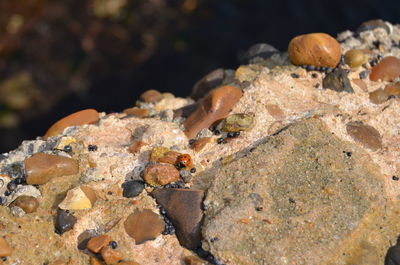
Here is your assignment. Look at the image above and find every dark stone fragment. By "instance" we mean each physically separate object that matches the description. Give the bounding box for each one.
[88,145,98,152]
[356,19,390,35]
[173,103,200,119]
[122,180,145,198]
[63,145,72,153]
[238,43,279,64]
[190,69,225,100]
[217,137,224,144]
[6,181,17,191]
[152,188,205,250]
[4,190,11,196]
[311,73,318,78]
[109,241,118,249]
[385,237,400,265]
[322,68,354,93]
[195,247,226,265]
[290,73,300,79]
[359,70,370,79]
[392,176,399,181]
[77,229,96,250]
[55,208,77,234]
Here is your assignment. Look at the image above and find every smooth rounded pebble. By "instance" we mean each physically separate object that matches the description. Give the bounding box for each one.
[370,56,400,82]
[124,209,164,244]
[12,195,39,213]
[345,49,367,68]
[346,122,382,151]
[142,163,180,186]
[87,234,112,254]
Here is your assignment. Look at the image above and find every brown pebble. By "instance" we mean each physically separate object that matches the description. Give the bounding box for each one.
[352,79,368,92]
[140,89,163,103]
[152,188,204,250]
[345,49,367,68]
[24,153,79,185]
[12,195,39,213]
[346,122,382,151]
[184,85,243,139]
[90,256,103,265]
[128,140,147,153]
[384,82,400,97]
[44,109,99,139]
[149,147,180,164]
[369,89,389,104]
[0,237,12,257]
[288,33,341,68]
[124,209,164,244]
[118,261,141,265]
[87,234,112,253]
[183,256,207,265]
[190,137,212,152]
[123,108,149,118]
[142,163,180,186]
[191,68,225,100]
[101,245,123,265]
[370,56,400,82]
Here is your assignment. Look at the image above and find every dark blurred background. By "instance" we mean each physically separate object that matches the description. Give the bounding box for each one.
[0,0,399,152]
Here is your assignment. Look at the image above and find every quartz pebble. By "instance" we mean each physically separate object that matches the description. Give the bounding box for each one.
[12,195,39,213]
[140,89,163,103]
[184,85,243,139]
[222,113,254,132]
[55,209,77,234]
[346,122,382,151]
[142,163,180,186]
[152,188,204,250]
[370,56,400,82]
[124,209,164,244]
[369,89,389,104]
[44,109,99,139]
[191,68,225,100]
[288,33,341,68]
[122,180,144,198]
[0,237,12,257]
[101,245,123,265]
[24,153,79,185]
[322,69,354,93]
[58,186,97,210]
[87,234,112,253]
[344,49,367,68]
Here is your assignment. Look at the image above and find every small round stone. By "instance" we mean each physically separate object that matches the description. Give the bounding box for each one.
[222,113,254,133]
[288,33,341,68]
[384,82,400,97]
[122,180,145,198]
[369,89,389,104]
[370,56,400,82]
[344,49,367,68]
[140,89,163,103]
[6,181,17,191]
[109,240,118,249]
[142,163,180,186]
[13,195,39,213]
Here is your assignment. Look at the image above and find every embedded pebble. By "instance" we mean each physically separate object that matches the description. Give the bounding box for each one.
[191,68,225,100]
[12,195,39,213]
[190,137,212,152]
[222,113,254,132]
[123,108,150,118]
[122,180,144,198]
[384,82,400,97]
[239,43,279,64]
[0,237,12,257]
[346,122,382,151]
[345,49,367,68]
[356,19,391,34]
[87,234,112,253]
[184,85,243,139]
[55,209,77,234]
[58,186,97,210]
[44,109,99,139]
[90,257,103,265]
[370,56,400,82]
[288,33,341,67]
[101,245,123,265]
[124,209,164,244]
[127,140,147,153]
[369,89,389,104]
[142,163,180,186]
[149,147,180,165]
[322,69,354,93]
[140,89,163,103]
[24,153,79,185]
[152,188,204,250]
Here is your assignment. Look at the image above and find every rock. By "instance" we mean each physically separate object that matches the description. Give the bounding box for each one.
[345,49,367,68]
[369,89,389,104]
[127,140,147,153]
[55,208,77,234]
[149,147,180,165]
[118,261,141,265]
[385,238,400,265]
[356,19,391,34]
[322,68,354,93]
[173,103,200,119]
[190,137,212,152]
[12,195,39,213]
[43,109,99,139]
[184,85,243,139]
[238,43,279,64]
[370,56,400,82]
[191,69,225,100]
[140,89,163,103]
[124,209,164,244]
[24,153,79,185]
[123,107,150,118]
[222,113,254,132]
[384,82,400,97]
[152,188,204,250]
[183,255,207,265]
[346,122,382,151]
[288,33,341,67]
[58,186,97,210]
[77,229,96,250]
[142,163,180,186]
[101,246,124,265]
[87,234,112,253]
[0,237,12,257]
[122,180,145,198]
[90,256,104,265]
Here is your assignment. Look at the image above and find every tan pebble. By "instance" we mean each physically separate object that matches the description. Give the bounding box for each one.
[288,33,341,67]
[142,163,180,186]
[90,256,104,265]
[352,79,368,92]
[44,109,99,139]
[184,85,243,139]
[370,56,400,82]
[25,153,79,185]
[12,195,39,213]
[369,89,389,104]
[222,113,254,132]
[345,49,367,68]
[346,122,382,151]
[101,245,123,265]
[122,108,149,118]
[87,234,112,253]
[384,82,400,97]
[190,137,212,152]
[124,209,164,244]
[58,186,96,210]
[183,256,207,265]
[127,140,147,153]
[0,237,12,257]
[140,89,163,103]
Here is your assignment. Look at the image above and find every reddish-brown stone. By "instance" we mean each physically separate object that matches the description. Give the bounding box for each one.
[140,89,163,103]
[12,195,39,213]
[89,256,103,265]
[288,33,341,68]
[190,68,225,100]
[87,234,112,253]
[142,163,180,186]
[370,56,400,82]
[44,109,99,139]
[152,188,204,250]
[346,122,382,151]
[118,261,141,265]
[124,209,164,244]
[183,85,242,139]
[369,89,389,104]
[101,245,123,265]
[384,82,400,97]
[24,153,79,185]
[123,108,150,118]
[190,137,212,152]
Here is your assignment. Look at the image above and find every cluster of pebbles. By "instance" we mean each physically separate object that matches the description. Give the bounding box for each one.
[0,19,400,264]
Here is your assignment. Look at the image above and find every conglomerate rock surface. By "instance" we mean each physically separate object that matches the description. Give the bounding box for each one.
[0,20,400,265]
